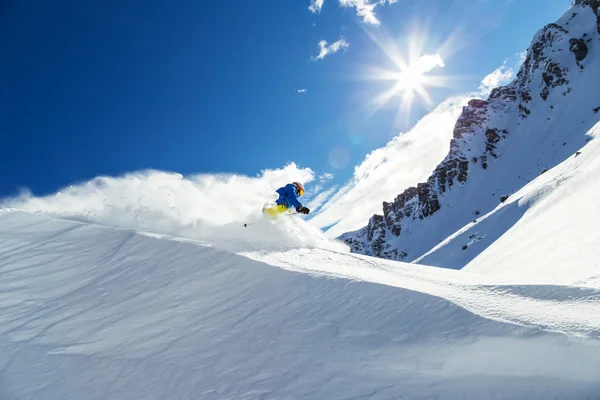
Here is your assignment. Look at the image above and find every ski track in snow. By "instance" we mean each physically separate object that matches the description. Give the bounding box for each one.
[1,210,600,399]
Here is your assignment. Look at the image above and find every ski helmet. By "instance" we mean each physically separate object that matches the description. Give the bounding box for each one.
[293,182,305,196]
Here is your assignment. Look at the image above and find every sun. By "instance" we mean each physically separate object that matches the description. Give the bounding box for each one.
[359,30,453,126]
[393,64,429,94]
[370,53,445,119]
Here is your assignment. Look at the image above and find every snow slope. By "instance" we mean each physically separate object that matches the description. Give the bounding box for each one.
[1,210,600,399]
[341,0,600,272]
[416,120,600,287]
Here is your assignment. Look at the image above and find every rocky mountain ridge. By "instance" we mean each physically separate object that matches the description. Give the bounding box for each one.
[341,0,600,262]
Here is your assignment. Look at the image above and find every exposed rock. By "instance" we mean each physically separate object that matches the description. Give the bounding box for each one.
[594,106,600,113]
[453,101,488,139]
[539,59,570,101]
[484,128,509,159]
[485,129,501,158]
[467,99,488,109]
[431,152,469,193]
[543,62,568,89]
[520,23,568,84]
[382,182,441,231]
[520,90,533,103]
[365,215,389,256]
[490,86,517,102]
[569,38,588,63]
[519,104,531,118]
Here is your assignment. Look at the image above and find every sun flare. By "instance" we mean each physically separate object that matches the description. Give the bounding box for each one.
[372,53,445,115]
[361,31,452,126]
[393,65,427,93]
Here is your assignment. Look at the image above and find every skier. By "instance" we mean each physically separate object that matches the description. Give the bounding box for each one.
[263,182,310,218]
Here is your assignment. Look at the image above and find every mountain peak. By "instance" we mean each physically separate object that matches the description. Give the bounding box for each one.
[341,2,600,263]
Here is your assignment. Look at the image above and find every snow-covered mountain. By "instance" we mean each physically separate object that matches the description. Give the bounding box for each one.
[341,0,600,268]
[416,119,600,284]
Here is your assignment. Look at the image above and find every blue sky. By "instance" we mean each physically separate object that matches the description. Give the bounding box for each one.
[1,0,572,199]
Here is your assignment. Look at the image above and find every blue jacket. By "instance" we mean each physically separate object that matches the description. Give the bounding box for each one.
[275,183,303,209]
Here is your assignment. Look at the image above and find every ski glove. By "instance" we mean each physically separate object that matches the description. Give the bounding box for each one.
[296,206,310,215]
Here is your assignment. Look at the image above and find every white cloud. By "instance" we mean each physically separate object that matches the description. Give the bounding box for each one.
[479,63,514,93]
[414,54,445,74]
[308,94,473,238]
[314,38,349,60]
[305,173,335,200]
[296,89,308,94]
[309,0,398,26]
[309,0,325,13]
[319,172,334,182]
[339,0,398,26]
[306,185,340,214]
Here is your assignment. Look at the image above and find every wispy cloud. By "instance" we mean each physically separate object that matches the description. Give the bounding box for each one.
[306,173,335,199]
[339,0,398,26]
[479,62,514,93]
[319,172,334,182]
[308,0,399,25]
[296,89,308,94]
[479,51,531,94]
[314,38,349,60]
[309,0,325,13]
[306,185,339,214]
